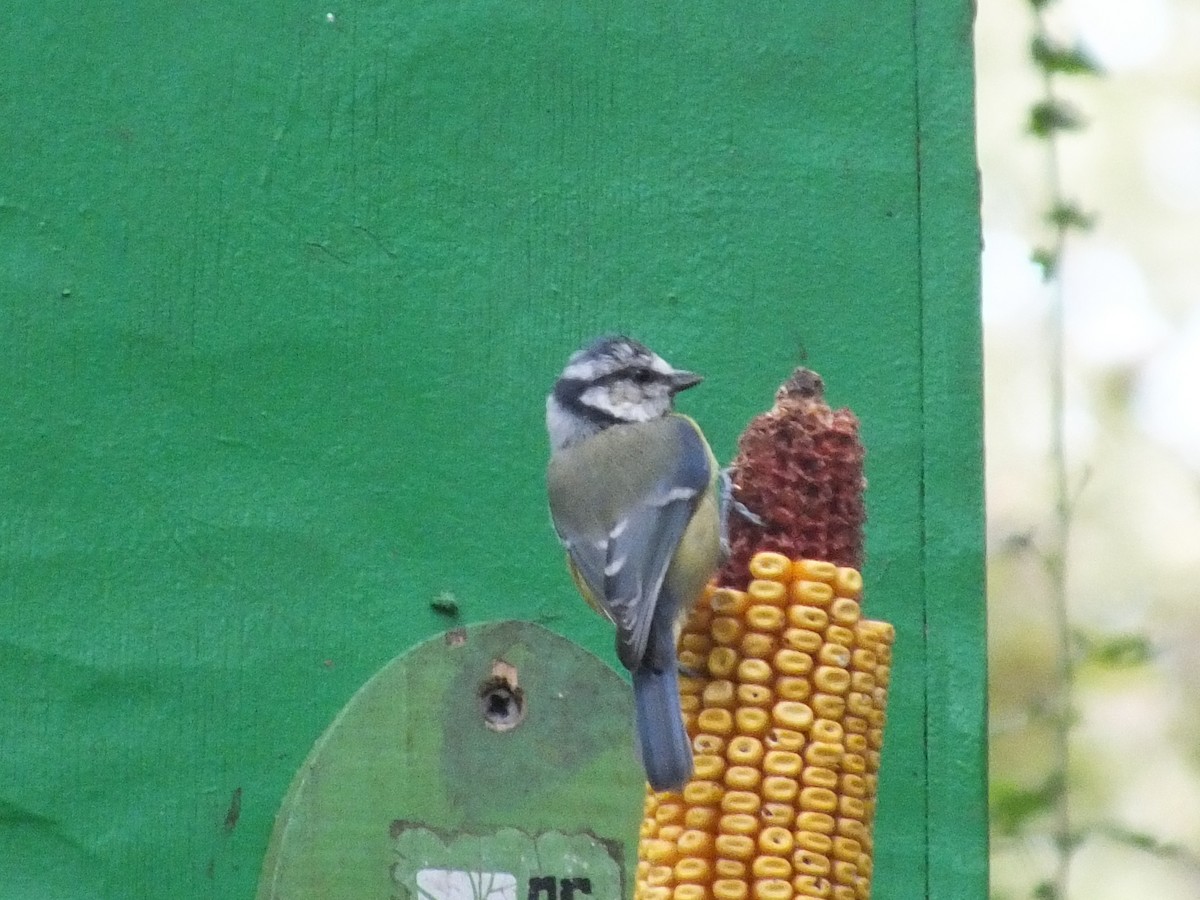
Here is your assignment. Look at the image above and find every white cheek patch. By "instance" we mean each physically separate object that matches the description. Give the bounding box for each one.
[579,386,656,421]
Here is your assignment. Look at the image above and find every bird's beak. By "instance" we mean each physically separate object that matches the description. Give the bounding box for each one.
[669,369,704,392]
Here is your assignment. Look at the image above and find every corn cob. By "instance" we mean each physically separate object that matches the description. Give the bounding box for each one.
[635,369,894,900]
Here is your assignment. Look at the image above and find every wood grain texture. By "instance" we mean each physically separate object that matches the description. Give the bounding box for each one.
[0,1,983,897]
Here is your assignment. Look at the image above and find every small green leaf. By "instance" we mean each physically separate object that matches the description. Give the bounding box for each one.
[1031,246,1059,280]
[990,775,1065,835]
[1046,202,1096,232]
[1086,633,1154,668]
[1029,100,1086,137]
[1032,36,1103,76]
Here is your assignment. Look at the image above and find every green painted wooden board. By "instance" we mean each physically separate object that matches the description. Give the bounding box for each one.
[1,2,984,899]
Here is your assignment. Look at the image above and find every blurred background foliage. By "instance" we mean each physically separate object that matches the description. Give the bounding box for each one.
[977,0,1200,897]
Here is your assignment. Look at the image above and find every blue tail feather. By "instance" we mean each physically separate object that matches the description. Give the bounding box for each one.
[633,663,693,792]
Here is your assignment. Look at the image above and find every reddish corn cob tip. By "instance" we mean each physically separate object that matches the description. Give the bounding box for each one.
[718,368,866,589]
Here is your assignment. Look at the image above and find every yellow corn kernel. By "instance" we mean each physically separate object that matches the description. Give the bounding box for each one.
[721,813,760,837]
[773,648,814,676]
[788,605,830,631]
[810,693,847,720]
[764,728,806,752]
[678,649,707,674]
[660,825,683,843]
[738,659,774,685]
[792,873,834,898]
[749,551,793,582]
[716,859,747,879]
[845,734,868,757]
[680,694,701,714]
[800,787,839,814]
[685,807,719,830]
[740,632,778,659]
[811,719,845,744]
[817,642,852,668]
[747,604,787,633]
[812,667,851,695]
[735,707,771,737]
[795,830,833,854]
[640,886,671,900]
[704,679,737,709]
[694,754,727,781]
[699,708,736,737]
[832,885,856,900]
[833,567,863,599]
[844,715,868,735]
[680,631,713,654]
[748,579,788,607]
[868,729,884,750]
[829,597,861,626]
[643,839,679,865]
[712,616,745,646]
[727,735,765,766]
[836,818,869,845]
[832,859,858,884]
[795,559,839,583]
[803,742,844,769]
[683,780,724,806]
[850,649,877,670]
[824,625,856,648]
[792,848,831,876]
[856,620,895,645]
[715,834,757,860]
[694,733,725,755]
[713,879,749,900]
[846,693,873,717]
[757,825,795,856]
[832,836,862,862]
[761,802,795,828]
[771,701,814,731]
[725,766,762,791]
[656,802,684,824]
[752,855,793,879]
[679,828,716,857]
[645,864,672,885]
[776,676,812,702]
[763,750,803,778]
[710,588,749,616]
[761,776,799,803]
[752,877,793,900]
[673,883,707,900]
[838,796,867,820]
[840,774,867,799]
[708,647,740,679]
[855,853,873,877]
[796,810,836,834]
[783,627,823,654]
[865,750,881,773]
[848,672,875,693]
[873,666,890,687]
[640,818,658,839]
[840,753,866,776]
[736,684,774,708]
[722,790,762,815]
[801,765,838,789]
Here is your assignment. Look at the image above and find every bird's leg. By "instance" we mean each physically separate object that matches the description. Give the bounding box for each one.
[719,467,764,556]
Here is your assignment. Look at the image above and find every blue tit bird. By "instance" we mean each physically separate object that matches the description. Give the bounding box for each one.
[545,336,724,792]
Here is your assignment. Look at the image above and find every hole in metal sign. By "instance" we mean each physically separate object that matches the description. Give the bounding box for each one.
[479,660,525,732]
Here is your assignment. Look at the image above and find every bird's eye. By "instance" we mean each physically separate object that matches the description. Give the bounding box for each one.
[633,369,654,385]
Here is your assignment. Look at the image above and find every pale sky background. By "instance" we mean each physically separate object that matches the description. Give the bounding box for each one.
[978,0,1200,897]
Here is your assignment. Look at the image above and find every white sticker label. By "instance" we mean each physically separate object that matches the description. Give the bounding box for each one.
[415,869,518,900]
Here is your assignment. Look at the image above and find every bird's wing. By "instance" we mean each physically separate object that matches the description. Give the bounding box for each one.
[551,417,713,671]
